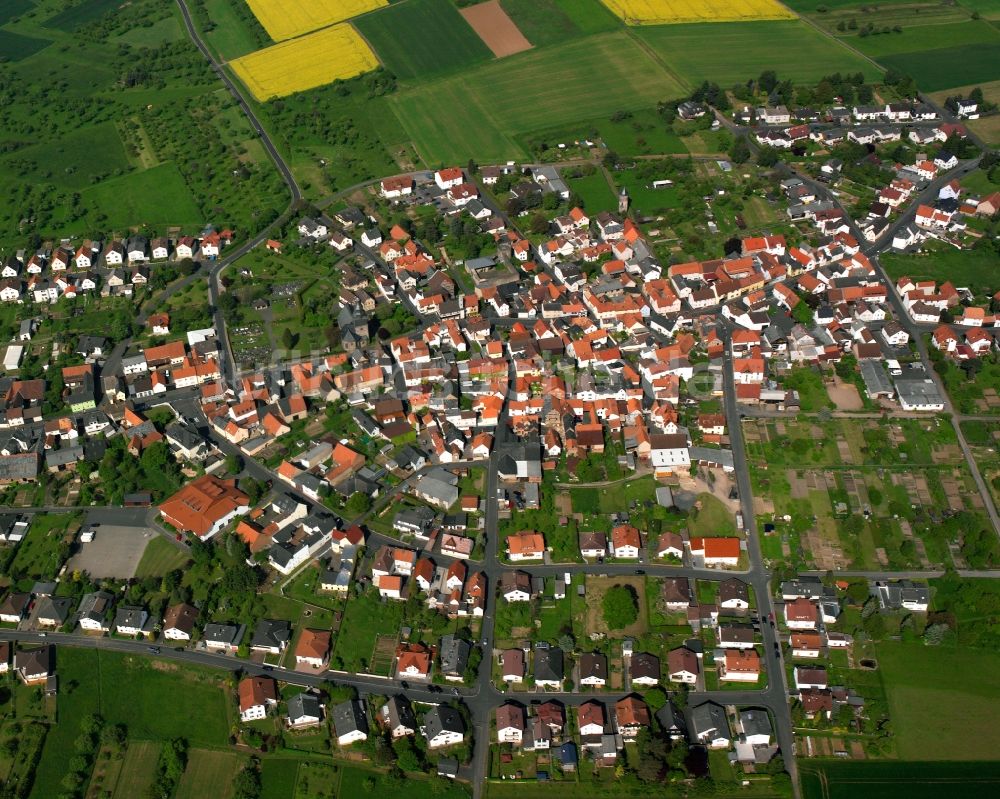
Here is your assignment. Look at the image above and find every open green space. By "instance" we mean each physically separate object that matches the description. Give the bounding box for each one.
[786,0,916,9]
[355,0,492,82]
[83,162,204,228]
[201,0,270,61]
[500,0,619,46]
[8,513,80,583]
[568,172,617,212]
[115,14,184,46]
[2,121,130,189]
[260,758,298,799]
[636,20,881,87]
[687,493,737,537]
[880,43,1000,91]
[877,641,1000,759]
[389,30,686,165]
[802,760,1000,799]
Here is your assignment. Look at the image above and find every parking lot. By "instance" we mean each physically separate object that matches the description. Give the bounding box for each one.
[67,523,160,579]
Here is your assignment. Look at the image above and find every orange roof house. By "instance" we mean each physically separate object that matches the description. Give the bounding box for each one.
[295,629,331,667]
[506,532,545,561]
[158,475,250,539]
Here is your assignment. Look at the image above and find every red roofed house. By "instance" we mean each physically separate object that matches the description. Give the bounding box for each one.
[689,537,741,567]
[158,475,249,539]
[239,676,278,721]
[720,649,760,683]
[611,524,642,559]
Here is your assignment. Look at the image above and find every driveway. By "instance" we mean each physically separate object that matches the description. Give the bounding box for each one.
[67,524,159,579]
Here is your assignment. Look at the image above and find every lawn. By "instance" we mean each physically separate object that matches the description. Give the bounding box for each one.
[82,162,203,228]
[877,641,1000,759]
[0,0,33,26]
[881,245,1000,296]
[354,0,492,82]
[879,43,1000,91]
[613,168,686,214]
[134,536,190,578]
[636,20,881,86]
[801,761,1000,799]
[687,493,737,536]
[1,121,131,189]
[389,30,687,164]
[112,741,161,799]
[333,588,404,672]
[175,749,243,799]
[338,765,471,799]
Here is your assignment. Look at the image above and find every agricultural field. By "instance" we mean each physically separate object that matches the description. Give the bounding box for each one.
[112,741,162,799]
[636,20,881,87]
[175,749,243,799]
[879,43,1000,92]
[353,0,492,82]
[881,244,1000,297]
[601,0,794,24]
[231,24,378,100]
[389,31,686,164]
[0,29,52,61]
[499,0,620,47]
[850,19,1000,59]
[801,761,1000,799]
[243,0,385,41]
[460,0,532,58]
[877,642,1000,760]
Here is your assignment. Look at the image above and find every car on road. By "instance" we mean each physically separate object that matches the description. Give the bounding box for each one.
[452,688,460,696]
[401,681,410,689]
[148,646,161,654]
[634,569,645,575]
[262,665,273,672]
[37,632,46,638]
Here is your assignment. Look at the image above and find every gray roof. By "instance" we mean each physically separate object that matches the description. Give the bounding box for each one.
[332,699,368,738]
[688,702,729,742]
[738,709,773,739]
[203,622,243,646]
[439,634,471,677]
[534,645,564,682]
[424,705,464,739]
[251,619,291,649]
[287,692,322,722]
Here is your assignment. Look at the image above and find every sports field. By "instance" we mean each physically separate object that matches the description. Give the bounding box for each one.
[601,0,794,24]
[231,24,378,100]
[354,0,492,81]
[637,20,882,86]
[243,0,386,41]
[390,31,687,164]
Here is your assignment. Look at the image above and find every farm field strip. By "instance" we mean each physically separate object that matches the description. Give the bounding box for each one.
[354,0,492,81]
[242,0,386,42]
[390,31,686,164]
[600,0,794,25]
[636,20,882,86]
[879,43,1000,91]
[460,0,532,58]
[230,24,378,100]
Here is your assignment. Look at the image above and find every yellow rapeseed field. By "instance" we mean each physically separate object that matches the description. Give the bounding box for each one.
[244,0,387,42]
[600,0,795,25]
[231,24,379,100]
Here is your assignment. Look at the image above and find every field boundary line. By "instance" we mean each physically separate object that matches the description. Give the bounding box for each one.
[780,1,886,75]
[622,27,691,93]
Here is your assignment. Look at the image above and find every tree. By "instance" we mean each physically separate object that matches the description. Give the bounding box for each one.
[602,584,639,628]
[758,70,778,94]
[225,453,243,475]
[729,136,751,164]
[345,491,371,517]
[529,212,549,235]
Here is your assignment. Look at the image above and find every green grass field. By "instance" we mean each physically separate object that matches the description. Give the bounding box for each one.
[852,19,1000,58]
[2,121,131,189]
[390,30,686,164]
[116,14,184,46]
[637,20,881,86]
[0,29,51,61]
[786,0,916,9]
[878,641,1000,759]
[568,172,617,212]
[175,749,242,799]
[880,43,1000,91]
[82,162,204,228]
[9,513,79,583]
[355,0,492,81]
[112,741,161,799]
[801,760,1000,799]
